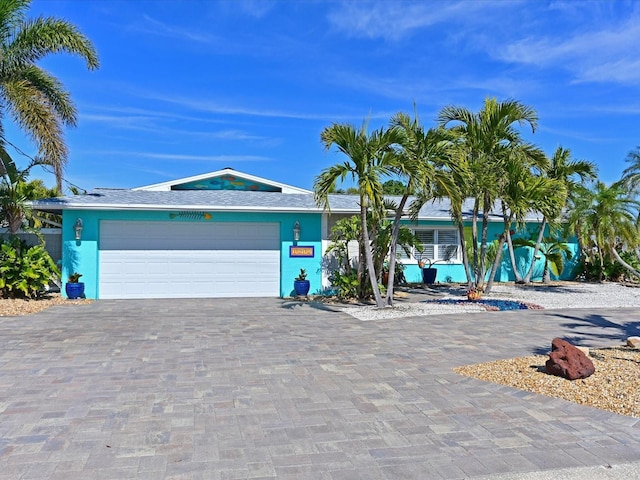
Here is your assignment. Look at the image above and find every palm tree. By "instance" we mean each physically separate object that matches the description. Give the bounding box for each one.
[567,181,640,281]
[385,111,457,305]
[520,147,596,284]
[315,121,401,307]
[437,97,539,292]
[484,149,566,293]
[0,152,56,233]
[513,236,573,284]
[621,146,640,195]
[0,0,99,191]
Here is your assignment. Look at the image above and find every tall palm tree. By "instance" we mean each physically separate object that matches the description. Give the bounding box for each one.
[567,181,640,281]
[520,147,596,283]
[385,111,457,305]
[484,149,566,293]
[315,121,401,307]
[0,0,99,191]
[438,97,539,291]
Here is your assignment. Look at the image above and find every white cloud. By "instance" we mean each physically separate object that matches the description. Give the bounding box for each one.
[498,13,640,85]
[131,14,216,44]
[326,0,510,41]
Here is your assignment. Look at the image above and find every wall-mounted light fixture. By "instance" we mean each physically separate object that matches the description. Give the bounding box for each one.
[293,221,301,242]
[74,218,83,241]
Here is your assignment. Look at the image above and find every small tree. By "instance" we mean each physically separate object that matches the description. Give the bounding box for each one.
[0,236,59,298]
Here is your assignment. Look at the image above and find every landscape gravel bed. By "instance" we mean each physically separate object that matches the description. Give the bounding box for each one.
[0,294,90,316]
[455,347,640,418]
[338,282,640,321]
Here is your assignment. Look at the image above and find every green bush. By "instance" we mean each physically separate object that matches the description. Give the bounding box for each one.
[0,236,59,298]
[329,271,359,300]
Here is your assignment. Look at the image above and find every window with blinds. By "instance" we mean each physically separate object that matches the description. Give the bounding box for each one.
[406,228,460,262]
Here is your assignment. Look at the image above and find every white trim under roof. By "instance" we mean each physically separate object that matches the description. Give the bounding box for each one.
[133,167,313,194]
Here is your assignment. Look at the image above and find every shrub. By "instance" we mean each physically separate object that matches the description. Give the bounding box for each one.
[0,236,59,298]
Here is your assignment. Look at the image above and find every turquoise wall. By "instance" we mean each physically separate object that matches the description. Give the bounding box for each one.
[61,209,323,299]
[398,220,579,284]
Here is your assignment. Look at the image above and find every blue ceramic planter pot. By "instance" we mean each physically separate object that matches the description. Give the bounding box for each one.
[65,282,85,299]
[294,280,310,296]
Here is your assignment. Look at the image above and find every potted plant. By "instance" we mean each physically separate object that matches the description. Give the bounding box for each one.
[293,268,310,296]
[418,246,457,285]
[419,257,439,284]
[65,272,85,299]
[466,286,482,301]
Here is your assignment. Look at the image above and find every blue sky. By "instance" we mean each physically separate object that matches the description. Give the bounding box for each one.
[10,0,640,192]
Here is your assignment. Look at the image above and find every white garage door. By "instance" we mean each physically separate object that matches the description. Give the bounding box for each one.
[99,221,280,299]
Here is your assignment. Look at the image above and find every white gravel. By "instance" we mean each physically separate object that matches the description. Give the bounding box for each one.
[338,282,640,321]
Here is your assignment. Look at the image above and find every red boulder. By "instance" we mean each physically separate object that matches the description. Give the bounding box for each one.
[545,338,595,380]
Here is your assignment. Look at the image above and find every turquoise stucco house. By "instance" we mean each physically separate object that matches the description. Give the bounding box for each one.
[33,168,575,299]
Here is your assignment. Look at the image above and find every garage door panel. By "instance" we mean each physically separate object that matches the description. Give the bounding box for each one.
[99,222,280,299]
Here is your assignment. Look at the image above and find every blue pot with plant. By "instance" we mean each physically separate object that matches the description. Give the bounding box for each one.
[293,269,310,296]
[65,272,85,299]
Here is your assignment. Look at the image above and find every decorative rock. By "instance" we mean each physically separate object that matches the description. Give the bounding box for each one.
[545,338,595,380]
[627,337,640,348]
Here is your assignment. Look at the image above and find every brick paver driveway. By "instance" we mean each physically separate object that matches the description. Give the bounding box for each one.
[1,298,639,479]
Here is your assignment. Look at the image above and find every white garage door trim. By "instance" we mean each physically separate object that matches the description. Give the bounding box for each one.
[99,221,280,299]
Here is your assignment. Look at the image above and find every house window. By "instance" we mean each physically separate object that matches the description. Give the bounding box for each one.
[410,228,460,263]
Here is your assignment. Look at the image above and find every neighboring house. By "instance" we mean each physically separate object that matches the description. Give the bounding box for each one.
[32,168,576,299]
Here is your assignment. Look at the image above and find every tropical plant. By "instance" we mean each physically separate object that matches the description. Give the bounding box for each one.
[484,149,566,293]
[621,146,640,195]
[329,271,359,300]
[67,272,82,283]
[0,235,59,298]
[294,269,307,281]
[325,215,359,279]
[0,0,99,190]
[519,147,596,284]
[315,121,401,307]
[513,237,573,284]
[437,97,540,292]
[1,153,58,233]
[324,214,421,301]
[386,111,457,305]
[381,179,405,195]
[567,180,640,281]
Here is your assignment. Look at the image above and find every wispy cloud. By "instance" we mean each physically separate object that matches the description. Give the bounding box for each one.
[326,0,510,41]
[133,14,215,43]
[90,151,272,163]
[138,92,388,121]
[497,12,640,85]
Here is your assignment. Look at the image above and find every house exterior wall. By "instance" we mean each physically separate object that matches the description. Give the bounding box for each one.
[319,217,579,286]
[61,209,323,299]
[397,219,579,284]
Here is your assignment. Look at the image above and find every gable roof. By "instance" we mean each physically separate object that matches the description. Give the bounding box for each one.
[133,167,312,194]
[29,168,542,222]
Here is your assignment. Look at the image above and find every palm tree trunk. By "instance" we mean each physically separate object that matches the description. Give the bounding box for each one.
[385,194,410,306]
[486,204,513,294]
[471,200,480,287]
[476,192,491,290]
[485,234,506,294]
[523,217,547,284]
[457,221,473,287]
[611,248,640,280]
[360,203,384,307]
[505,229,523,283]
